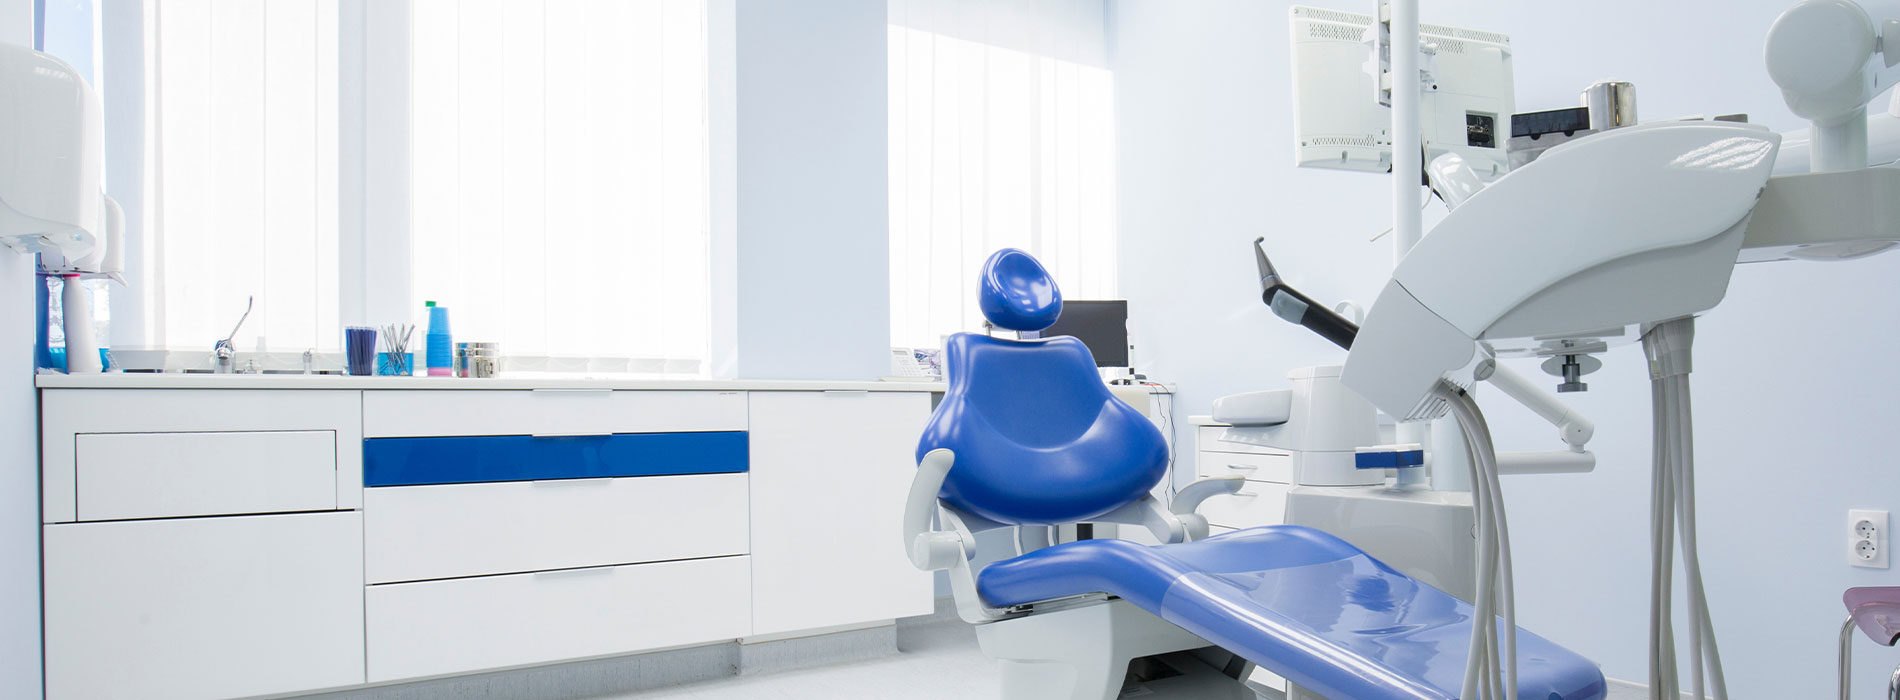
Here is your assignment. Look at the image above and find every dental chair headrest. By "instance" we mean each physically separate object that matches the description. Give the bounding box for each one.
[979,248,1062,332]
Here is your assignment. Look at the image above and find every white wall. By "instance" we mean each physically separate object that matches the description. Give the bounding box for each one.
[0,0,41,695]
[732,0,891,380]
[1112,1,1900,696]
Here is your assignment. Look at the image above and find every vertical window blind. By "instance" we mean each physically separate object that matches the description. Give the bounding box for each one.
[145,0,340,362]
[887,0,1117,351]
[409,0,711,375]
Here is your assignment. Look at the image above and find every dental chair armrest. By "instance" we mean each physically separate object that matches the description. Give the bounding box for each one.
[905,449,973,571]
[1169,475,1246,541]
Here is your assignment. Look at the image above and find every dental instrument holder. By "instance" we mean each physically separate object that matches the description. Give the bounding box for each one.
[1252,238,1358,351]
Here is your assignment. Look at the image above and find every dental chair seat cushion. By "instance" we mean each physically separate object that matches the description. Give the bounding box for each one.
[978,526,1607,700]
[916,333,1168,525]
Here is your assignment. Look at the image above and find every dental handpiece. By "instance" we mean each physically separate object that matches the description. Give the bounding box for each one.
[1253,237,1358,350]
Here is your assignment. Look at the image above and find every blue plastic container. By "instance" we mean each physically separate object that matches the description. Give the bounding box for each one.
[425,301,453,376]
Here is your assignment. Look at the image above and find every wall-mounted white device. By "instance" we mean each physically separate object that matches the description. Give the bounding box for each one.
[1289,5,1514,179]
[0,43,105,260]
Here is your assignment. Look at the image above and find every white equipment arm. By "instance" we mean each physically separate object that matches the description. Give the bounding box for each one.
[1766,0,1900,171]
[1484,364,1594,451]
[1170,475,1247,541]
[904,449,972,571]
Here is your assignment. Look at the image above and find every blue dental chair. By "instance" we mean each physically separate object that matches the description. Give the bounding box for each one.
[901,249,1607,700]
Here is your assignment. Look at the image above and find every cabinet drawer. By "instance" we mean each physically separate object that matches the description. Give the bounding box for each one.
[45,513,365,700]
[365,473,749,583]
[363,390,746,438]
[1197,449,1294,483]
[366,556,751,682]
[1196,425,1296,457]
[76,431,336,521]
[43,389,362,523]
[1196,479,1292,530]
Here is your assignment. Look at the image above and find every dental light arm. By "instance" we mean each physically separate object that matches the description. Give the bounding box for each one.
[1765,0,1900,171]
[1254,237,1359,350]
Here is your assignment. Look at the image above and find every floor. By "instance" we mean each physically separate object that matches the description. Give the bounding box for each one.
[602,615,1651,700]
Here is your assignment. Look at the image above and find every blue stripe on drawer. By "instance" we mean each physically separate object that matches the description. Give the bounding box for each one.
[363,432,749,487]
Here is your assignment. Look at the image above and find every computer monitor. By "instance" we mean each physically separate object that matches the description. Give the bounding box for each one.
[1289,6,1515,179]
[1042,300,1129,368]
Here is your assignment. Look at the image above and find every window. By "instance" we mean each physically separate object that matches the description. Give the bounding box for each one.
[408,0,711,374]
[126,0,711,374]
[886,0,1117,351]
[143,0,340,361]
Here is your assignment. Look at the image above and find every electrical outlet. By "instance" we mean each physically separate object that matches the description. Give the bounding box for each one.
[1850,509,1889,569]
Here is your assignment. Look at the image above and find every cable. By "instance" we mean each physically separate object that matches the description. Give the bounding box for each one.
[1442,383,1516,700]
[1643,318,1726,700]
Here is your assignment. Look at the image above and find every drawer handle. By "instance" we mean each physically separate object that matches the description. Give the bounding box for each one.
[1227,463,1260,471]
[531,477,615,487]
[533,565,618,579]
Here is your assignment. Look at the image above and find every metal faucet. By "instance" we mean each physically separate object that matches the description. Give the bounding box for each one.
[214,296,254,374]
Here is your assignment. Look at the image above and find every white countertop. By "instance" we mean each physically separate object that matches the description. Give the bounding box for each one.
[37,372,945,392]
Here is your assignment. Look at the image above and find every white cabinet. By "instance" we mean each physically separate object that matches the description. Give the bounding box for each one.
[43,512,366,700]
[1195,423,1295,531]
[366,556,751,682]
[365,473,750,583]
[746,391,935,637]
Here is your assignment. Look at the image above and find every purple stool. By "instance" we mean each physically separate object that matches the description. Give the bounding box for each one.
[1840,587,1900,700]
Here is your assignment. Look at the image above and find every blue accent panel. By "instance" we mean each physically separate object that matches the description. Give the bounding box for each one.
[916,332,1167,525]
[978,248,1062,332]
[364,431,748,487]
[1355,449,1425,469]
[978,526,1608,700]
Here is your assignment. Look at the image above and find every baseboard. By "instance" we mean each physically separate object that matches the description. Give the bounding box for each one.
[294,642,738,700]
[738,624,899,676]
[291,621,912,700]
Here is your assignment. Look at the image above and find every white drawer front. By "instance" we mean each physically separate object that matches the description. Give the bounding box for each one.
[76,431,337,521]
[363,390,747,438]
[1197,449,1294,483]
[45,513,365,700]
[367,556,751,682]
[1196,479,1292,530]
[42,389,362,523]
[1196,425,1297,457]
[365,473,749,583]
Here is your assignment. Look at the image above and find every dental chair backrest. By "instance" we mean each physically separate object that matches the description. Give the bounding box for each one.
[915,249,1168,526]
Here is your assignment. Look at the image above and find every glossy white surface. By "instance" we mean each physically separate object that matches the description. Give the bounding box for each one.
[365,474,749,584]
[76,430,337,521]
[747,391,935,637]
[41,389,363,523]
[43,512,365,700]
[36,372,943,392]
[362,389,748,438]
[366,555,751,682]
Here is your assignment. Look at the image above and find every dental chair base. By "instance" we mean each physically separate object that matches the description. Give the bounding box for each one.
[974,597,1260,700]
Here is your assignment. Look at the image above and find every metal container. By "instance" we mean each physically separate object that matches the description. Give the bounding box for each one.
[1582,81,1637,131]
[454,342,501,378]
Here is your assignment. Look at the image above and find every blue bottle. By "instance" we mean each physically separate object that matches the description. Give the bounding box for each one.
[425,301,453,376]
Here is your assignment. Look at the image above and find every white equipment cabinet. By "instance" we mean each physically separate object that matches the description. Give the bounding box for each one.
[36,377,941,700]
[40,389,367,700]
[747,391,936,637]
[1192,421,1297,534]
